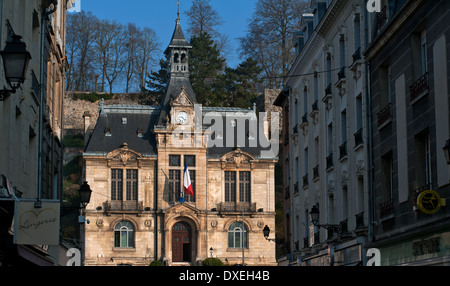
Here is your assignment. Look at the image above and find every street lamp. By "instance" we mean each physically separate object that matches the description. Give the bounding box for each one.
[209,247,213,266]
[309,205,341,234]
[263,225,276,242]
[78,181,92,266]
[0,34,32,100]
[443,139,450,165]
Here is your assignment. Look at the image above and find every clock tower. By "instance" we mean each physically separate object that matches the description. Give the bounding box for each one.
[156,13,197,128]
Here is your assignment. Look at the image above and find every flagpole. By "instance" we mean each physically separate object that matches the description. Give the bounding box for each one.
[242,206,245,266]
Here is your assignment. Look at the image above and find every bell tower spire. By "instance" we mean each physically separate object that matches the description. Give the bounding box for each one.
[165,11,191,76]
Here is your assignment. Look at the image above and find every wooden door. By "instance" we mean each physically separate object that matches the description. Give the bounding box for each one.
[172,222,191,262]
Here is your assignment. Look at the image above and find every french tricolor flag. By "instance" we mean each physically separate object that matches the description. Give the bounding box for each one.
[183,164,194,197]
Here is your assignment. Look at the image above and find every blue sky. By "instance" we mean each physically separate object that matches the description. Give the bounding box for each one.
[72,0,258,68]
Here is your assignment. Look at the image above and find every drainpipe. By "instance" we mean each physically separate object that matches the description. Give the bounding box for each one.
[363,5,375,245]
[37,0,58,207]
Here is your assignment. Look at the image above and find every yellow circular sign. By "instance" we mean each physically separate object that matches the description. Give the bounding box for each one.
[417,190,441,215]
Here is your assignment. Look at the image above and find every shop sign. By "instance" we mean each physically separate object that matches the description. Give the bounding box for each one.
[417,190,444,215]
[14,201,60,245]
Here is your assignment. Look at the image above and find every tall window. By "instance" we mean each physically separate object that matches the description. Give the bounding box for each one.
[225,171,237,202]
[381,152,394,201]
[169,170,181,202]
[228,222,248,249]
[225,171,251,203]
[420,30,428,75]
[239,171,251,202]
[379,64,391,107]
[111,169,138,201]
[126,169,138,201]
[415,132,432,187]
[111,169,123,201]
[114,221,135,248]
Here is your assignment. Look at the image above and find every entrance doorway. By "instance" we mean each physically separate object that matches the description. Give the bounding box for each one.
[172,222,191,262]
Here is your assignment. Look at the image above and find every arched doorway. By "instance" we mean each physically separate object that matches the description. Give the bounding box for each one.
[172,222,192,262]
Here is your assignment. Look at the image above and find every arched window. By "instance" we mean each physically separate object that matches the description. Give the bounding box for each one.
[228,222,248,249]
[174,53,179,63]
[114,221,135,248]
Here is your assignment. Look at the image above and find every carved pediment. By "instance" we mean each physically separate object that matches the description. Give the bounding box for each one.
[106,143,143,167]
[221,148,255,169]
[171,86,193,107]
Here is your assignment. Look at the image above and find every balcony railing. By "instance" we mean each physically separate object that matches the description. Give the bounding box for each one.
[337,67,346,81]
[339,141,348,160]
[292,124,298,135]
[294,182,299,194]
[377,104,392,128]
[410,72,429,103]
[355,212,365,229]
[352,47,362,63]
[325,84,332,96]
[354,128,363,148]
[218,202,256,212]
[313,165,320,181]
[326,153,334,170]
[105,201,144,212]
[302,174,309,188]
[379,199,394,218]
[302,113,308,124]
[311,100,318,111]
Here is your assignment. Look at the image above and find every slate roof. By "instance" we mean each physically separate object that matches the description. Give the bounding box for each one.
[157,74,197,126]
[84,16,277,160]
[84,105,160,156]
[201,107,274,158]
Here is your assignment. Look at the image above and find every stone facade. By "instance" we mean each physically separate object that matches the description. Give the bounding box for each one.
[0,0,73,265]
[82,16,277,266]
[366,0,450,265]
[282,0,370,266]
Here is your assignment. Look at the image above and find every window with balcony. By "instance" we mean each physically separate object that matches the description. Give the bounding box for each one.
[377,64,392,128]
[410,29,429,103]
[224,171,251,210]
[380,151,394,218]
[414,132,432,189]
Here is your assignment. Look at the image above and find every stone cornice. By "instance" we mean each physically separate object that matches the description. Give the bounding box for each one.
[364,0,424,60]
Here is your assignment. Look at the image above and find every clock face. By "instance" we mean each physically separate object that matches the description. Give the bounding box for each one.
[177,112,188,124]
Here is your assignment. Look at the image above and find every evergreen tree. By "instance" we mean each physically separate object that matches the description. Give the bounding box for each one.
[139,59,168,106]
[224,58,263,108]
[189,32,226,106]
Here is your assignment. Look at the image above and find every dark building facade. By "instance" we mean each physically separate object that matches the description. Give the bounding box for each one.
[365,0,450,265]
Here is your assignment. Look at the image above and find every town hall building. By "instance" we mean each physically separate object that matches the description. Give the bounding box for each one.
[81,15,277,266]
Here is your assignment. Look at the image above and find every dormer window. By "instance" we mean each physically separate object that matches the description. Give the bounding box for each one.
[137,128,144,138]
[105,127,112,137]
[122,117,127,124]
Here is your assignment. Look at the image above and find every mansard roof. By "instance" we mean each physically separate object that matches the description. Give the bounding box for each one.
[84,105,160,156]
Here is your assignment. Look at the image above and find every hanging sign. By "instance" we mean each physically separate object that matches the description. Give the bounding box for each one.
[14,201,60,245]
[417,190,443,215]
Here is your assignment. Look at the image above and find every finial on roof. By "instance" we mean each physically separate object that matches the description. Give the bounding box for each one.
[99,98,106,117]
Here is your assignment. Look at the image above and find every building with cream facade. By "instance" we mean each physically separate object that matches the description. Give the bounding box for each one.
[82,15,277,266]
[283,0,370,266]
[0,0,73,265]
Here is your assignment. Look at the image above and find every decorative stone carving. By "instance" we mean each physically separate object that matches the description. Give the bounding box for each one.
[356,160,365,178]
[106,143,143,167]
[221,147,255,169]
[341,170,349,187]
